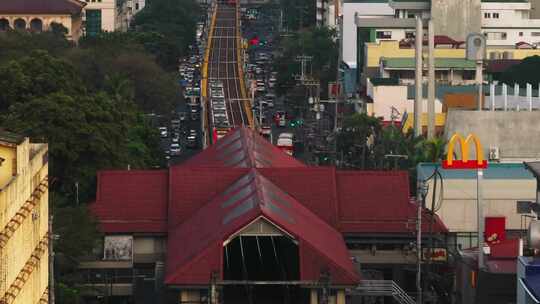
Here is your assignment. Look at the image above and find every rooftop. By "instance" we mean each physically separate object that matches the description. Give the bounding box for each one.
[0,0,86,15]
[0,130,24,145]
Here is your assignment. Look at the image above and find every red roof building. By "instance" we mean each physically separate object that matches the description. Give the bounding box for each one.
[89,127,447,302]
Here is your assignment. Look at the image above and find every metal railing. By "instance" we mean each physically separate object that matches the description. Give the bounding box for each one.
[352,280,416,304]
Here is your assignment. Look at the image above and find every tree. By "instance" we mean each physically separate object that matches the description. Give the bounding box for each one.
[0,50,85,111]
[275,27,338,100]
[133,0,201,70]
[278,0,316,31]
[337,113,382,169]
[499,55,540,87]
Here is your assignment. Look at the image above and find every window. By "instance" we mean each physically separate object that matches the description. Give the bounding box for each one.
[407,12,415,19]
[394,9,400,18]
[486,32,507,40]
[532,32,540,37]
[463,70,475,80]
[85,9,102,37]
[135,2,139,10]
[493,12,499,18]
[519,32,524,37]
[405,31,415,39]
[376,31,392,39]
[484,12,491,18]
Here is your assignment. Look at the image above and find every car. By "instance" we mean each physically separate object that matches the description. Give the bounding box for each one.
[159,127,168,138]
[179,112,187,121]
[170,143,182,155]
[171,119,181,129]
[172,136,180,143]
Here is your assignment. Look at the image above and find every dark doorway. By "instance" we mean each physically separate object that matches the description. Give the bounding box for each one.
[13,18,26,30]
[0,19,9,31]
[222,235,308,304]
[30,18,43,32]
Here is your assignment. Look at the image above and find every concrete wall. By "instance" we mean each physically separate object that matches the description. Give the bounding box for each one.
[445,110,540,161]
[531,0,540,19]
[427,178,536,232]
[366,82,443,121]
[431,0,481,41]
[342,2,394,67]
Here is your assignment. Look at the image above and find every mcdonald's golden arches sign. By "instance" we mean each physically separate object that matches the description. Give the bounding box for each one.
[442,133,488,169]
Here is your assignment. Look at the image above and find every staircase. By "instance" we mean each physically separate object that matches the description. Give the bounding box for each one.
[351,280,416,304]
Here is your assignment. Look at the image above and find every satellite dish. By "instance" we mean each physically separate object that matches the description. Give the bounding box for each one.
[528,220,540,249]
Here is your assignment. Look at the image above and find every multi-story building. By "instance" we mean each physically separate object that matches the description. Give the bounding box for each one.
[116,0,146,31]
[0,131,49,304]
[81,0,116,35]
[0,0,86,41]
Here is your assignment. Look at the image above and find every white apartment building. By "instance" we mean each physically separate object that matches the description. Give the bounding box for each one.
[482,1,540,47]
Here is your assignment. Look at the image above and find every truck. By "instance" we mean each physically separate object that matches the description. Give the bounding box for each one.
[277,132,294,156]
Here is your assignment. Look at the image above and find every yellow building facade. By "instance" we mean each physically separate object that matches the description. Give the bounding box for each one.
[364,40,540,68]
[0,132,49,304]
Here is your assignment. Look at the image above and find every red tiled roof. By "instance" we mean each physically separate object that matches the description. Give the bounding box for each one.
[182,127,306,168]
[336,171,447,233]
[90,170,169,233]
[165,170,359,286]
[0,0,86,15]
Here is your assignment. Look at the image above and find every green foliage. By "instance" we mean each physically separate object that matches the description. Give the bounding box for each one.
[133,0,200,70]
[337,113,446,193]
[499,55,540,88]
[54,205,101,259]
[0,52,162,202]
[67,32,181,114]
[278,0,316,31]
[56,282,81,304]
[0,29,72,64]
[0,50,85,111]
[275,27,337,98]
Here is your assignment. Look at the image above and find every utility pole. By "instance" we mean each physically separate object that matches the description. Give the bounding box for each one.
[414,16,423,137]
[427,19,436,139]
[49,213,54,304]
[295,55,313,83]
[416,195,423,304]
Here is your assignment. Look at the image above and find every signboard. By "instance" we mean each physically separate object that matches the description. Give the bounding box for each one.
[422,248,448,262]
[103,235,133,261]
[442,133,488,169]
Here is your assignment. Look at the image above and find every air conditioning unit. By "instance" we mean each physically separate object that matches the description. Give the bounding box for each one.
[489,146,500,161]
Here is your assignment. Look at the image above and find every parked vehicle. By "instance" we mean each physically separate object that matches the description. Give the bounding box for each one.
[277,132,294,156]
[159,127,168,138]
[170,143,182,155]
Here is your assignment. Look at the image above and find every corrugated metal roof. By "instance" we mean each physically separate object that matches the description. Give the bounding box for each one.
[383,57,477,69]
[182,128,306,168]
[165,170,360,286]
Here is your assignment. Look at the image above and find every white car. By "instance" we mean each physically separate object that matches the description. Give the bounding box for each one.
[159,127,168,138]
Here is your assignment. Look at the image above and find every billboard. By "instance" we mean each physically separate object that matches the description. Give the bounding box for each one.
[104,235,133,261]
[442,133,487,169]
